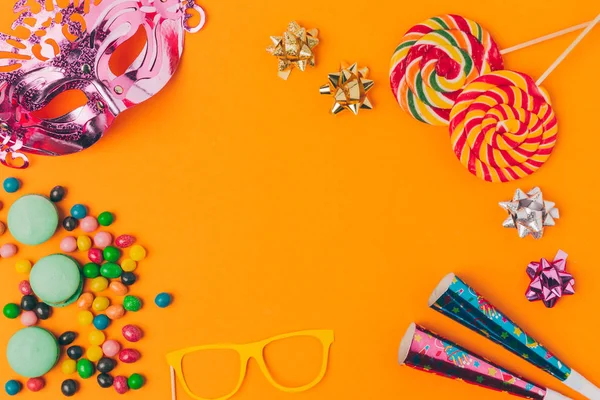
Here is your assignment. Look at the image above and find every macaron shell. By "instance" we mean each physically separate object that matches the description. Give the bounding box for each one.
[8,195,59,245]
[30,255,82,306]
[7,327,59,377]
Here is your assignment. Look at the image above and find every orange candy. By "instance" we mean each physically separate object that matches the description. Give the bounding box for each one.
[77,293,94,309]
[106,305,125,320]
[109,282,128,296]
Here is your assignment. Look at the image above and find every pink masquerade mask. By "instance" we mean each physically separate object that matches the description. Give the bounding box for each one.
[0,0,206,168]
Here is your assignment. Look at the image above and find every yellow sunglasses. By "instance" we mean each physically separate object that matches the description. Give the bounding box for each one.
[166,329,334,400]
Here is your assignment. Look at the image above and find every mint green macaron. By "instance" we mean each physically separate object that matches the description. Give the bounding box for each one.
[7,327,59,378]
[8,194,59,245]
[30,255,83,307]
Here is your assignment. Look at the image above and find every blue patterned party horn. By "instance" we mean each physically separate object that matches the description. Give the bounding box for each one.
[429,274,600,400]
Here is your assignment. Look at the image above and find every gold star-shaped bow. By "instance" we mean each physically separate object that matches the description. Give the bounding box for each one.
[319,63,374,115]
[266,21,319,80]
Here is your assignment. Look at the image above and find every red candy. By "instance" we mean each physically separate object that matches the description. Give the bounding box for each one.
[27,377,45,392]
[19,280,33,295]
[115,235,135,249]
[119,349,141,363]
[122,325,143,343]
[113,376,129,394]
[88,248,104,264]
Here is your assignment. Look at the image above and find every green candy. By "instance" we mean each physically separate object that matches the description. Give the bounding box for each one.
[128,374,144,390]
[3,303,20,319]
[77,359,94,379]
[100,263,123,279]
[103,246,120,263]
[123,295,142,312]
[97,212,114,226]
[83,263,100,279]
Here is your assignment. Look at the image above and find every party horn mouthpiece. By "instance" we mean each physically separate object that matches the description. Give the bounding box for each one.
[429,273,600,400]
[399,323,570,399]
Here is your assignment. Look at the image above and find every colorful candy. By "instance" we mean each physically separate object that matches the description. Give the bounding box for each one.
[78,311,94,326]
[100,262,122,279]
[1,243,18,258]
[77,235,92,251]
[5,379,21,396]
[128,374,144,390]
[83,263,100,279]
[70,204,87,219]
[20,310,38,326]
[61,360,77,375]
[26,377,45,392]
[119,349,141,363]
[58,331,77,346]
[116,235,135,248]
[3,177,20,193]
[80,216,99,233]
[93,314,110,330]
[87,346,104,362]
[94,232,112,249]
[98,212,114,227]
[390,14,503,126]
[33,303,51,320]
[110,282,128,296]
[121,259,137,272]
[50,186,66,202]
[92,297,110,312]
[123,295,142,312]
[121,272,137,286]
[129,245,146,261]
[67,346,84,360]
[102,340,121,357]
[449,70,557,182]
[61,379,78,396]
[60,236,77,252]
[89,330,106,345]
[88,248,104,264]
[77,293,94,309]
[155,293,172,308]
[0,221,5,236]
[122,325,143,342]
[97,358,117,373]
[90,277,109,293]
[14,259,32,274]
[103,246,121,263]
[77,359,95,379]
[18,280,32,295]
[63,216,78,231]
[114,376,129,394]
[106,305,125,320]
[3,303,20,319]
[20,295,36,311]
[98,373,114,388]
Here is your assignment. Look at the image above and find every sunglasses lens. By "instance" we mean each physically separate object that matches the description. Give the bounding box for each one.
[263,335,325,388]
[182,349,241,399]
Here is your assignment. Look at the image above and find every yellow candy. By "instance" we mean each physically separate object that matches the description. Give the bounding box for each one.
[90,277,109,293]
[62,359,77,374]
[121,258,137,272]
[78,310,94,326]
[77,235,92,251]
[89,330,106,346]
[129,245,147,261]
[92,296,110,312]
[15,259,32,274]
[87,345,104,362]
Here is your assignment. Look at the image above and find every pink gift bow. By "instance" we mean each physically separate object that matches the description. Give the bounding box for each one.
[525,250,575,308]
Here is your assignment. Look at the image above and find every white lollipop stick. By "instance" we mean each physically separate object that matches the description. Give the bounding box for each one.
[501,21,593,54]
[537,13,600,85]
[171,366,177,400]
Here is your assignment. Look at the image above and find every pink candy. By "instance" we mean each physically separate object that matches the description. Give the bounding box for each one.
[19,280,32,295]
[60,236,77,252]
[94,232,112,249]
[114,376,129,394]
[115,235,136,248]
[122,325,143,342]
[88,248,104,264]
[119,349,141,363]
[0,243,17,258]
[102,340,121,357]
[80,216,99,232]
[21,310,38,326]
[26,377,45,392]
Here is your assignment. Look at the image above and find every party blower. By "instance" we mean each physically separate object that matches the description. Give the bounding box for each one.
[429,274,600,399]
[399,323,570,399]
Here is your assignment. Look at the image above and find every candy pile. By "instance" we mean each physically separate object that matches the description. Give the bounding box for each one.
[1,180,172,396]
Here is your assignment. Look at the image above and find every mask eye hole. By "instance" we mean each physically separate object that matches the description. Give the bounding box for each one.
[109,26,148,77]
[31,89,88,120]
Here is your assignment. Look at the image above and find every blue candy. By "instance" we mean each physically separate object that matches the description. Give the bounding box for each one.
[5,380,21,396]
[93,314,110,330]
[155,293,172,308]
[3,178,20,193]
[70,204,87,219]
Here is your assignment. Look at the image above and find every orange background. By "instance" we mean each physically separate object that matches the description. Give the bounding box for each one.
[0,0,600,399]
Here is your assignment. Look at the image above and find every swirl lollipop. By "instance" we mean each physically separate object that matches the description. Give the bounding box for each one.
[449,70,557,182]
[389,14,503,126]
